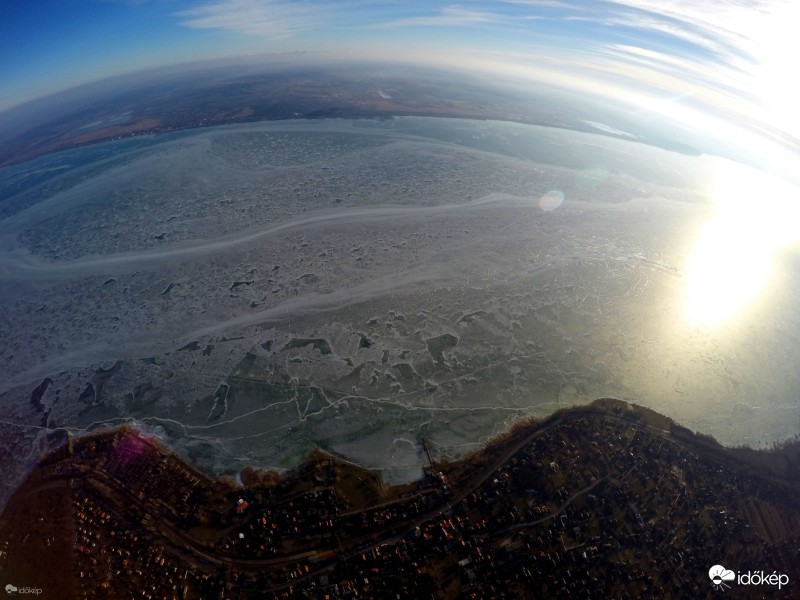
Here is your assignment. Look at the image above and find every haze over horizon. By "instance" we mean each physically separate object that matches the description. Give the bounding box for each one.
[3,1,800,162]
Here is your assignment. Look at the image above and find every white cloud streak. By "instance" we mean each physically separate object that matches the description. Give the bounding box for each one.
[370,6,503,29]
[544,0,800,146]
[177,0,324,39]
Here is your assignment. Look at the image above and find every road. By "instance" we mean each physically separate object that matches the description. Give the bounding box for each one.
[9,403,696,592]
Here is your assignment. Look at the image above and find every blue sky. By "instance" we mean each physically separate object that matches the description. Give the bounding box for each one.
[2,0,799,158]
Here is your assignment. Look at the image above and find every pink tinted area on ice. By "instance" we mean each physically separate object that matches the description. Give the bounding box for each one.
[539,190,565,212]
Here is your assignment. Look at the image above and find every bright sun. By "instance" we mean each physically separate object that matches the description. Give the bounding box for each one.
[684,159,799,327]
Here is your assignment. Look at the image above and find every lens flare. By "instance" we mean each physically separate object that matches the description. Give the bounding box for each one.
[539,190,564,212]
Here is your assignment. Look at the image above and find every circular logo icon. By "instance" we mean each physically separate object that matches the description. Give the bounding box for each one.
[709,565,735,590]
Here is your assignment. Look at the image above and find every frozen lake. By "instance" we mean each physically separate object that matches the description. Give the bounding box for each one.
[1,117,798,499]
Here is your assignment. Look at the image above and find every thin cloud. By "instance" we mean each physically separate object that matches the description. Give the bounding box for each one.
[501,0,573,8]
[371,6,503,29]
[176,0,323,38]
[580,1,800,137]
[602,0,788,65]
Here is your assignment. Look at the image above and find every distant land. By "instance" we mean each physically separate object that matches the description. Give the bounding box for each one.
[1,399,798,598]
[0,63,700,169]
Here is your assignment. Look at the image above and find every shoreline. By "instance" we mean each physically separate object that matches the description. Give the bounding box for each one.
[3,396,799,597]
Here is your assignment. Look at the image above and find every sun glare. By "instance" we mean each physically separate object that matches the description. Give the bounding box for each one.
[750,2,800,142]
[684,159,800,327]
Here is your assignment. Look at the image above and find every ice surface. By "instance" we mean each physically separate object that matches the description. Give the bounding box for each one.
[1,117,798,505]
